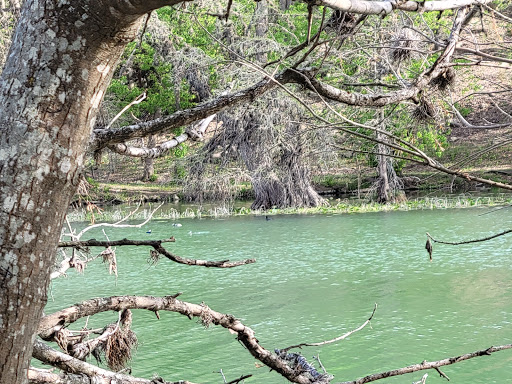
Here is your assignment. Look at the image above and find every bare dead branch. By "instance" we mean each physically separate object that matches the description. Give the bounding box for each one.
[281,303,377,352]
[109,114,217,158]
[455,46,512,65]
[316,0,494,15]
[451,104,512,129]
[434,367,450,381]
[226,374,252,384]
[426,230,512,246]
[106,92,147,130]
[58,238,176,248]
[74,203,163,239]
[37,295,332,384]
[412,373,429,384]
[336,344,512,384]
[31,341,198,384]
[57,237,255,268]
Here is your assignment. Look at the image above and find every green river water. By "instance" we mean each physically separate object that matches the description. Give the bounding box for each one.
[45,206,512,383]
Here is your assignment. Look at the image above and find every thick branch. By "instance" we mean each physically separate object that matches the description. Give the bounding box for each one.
[58,238,176,248]
[109,114,217,158]
[31,341,196,384]
[289,68,420,106]
[91,74,290,149]
[336,344,512,384]
[38,296,327,384]
[57,238,255,268]
[315,0,493,15]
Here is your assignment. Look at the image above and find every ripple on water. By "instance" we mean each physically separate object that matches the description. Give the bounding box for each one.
[46,209,512,383]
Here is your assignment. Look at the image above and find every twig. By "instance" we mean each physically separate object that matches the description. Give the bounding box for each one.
[106,92,147,130]
[313,354,327,373]
[218,369,227,384]
[434,367,450,381]
[412,373,428,384]
[281,303,377,352]
[76,202,163,239]
[226,375,252,384]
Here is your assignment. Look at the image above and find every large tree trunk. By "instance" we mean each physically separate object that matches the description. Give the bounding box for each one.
[0,1,177,383]
[376,131,391,203]
[249,149,324,210]
[142,135,156,181]
[375,129,404,203]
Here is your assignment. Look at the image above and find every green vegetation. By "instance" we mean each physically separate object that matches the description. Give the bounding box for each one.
[67,193,512,223]
[85,3,512,208]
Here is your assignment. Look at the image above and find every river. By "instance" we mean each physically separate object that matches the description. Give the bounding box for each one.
[45,206,512,383]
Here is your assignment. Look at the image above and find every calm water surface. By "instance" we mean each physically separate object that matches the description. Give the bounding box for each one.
[46,207,512,383]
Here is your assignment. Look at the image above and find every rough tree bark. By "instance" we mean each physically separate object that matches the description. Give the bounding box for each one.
[142,134,156,181]
[0,1,179,383]
[375,112,403,203]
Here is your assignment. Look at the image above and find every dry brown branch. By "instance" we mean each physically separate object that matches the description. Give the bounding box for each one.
[336,344,512,384]
[37,295,332,383]
[110,114,217,158]
[57,238,255,268]
[281,303,377,352]
[31,340,198,384]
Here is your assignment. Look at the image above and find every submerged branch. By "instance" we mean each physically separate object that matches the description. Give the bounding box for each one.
[426,230,512,246]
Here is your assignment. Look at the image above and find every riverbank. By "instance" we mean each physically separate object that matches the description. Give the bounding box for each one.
[68,193,512,223]
[78,165,512,210]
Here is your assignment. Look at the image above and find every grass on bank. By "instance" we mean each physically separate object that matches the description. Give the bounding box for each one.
[67,194,512,223]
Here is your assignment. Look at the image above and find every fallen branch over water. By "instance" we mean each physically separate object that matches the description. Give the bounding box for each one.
[426,230,512,246]
[336,344,512,384]
[58,238,255,268]
[30,341,198,384]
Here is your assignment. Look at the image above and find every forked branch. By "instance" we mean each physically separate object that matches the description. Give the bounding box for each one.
[37,295,371,384]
